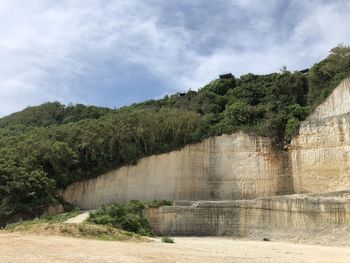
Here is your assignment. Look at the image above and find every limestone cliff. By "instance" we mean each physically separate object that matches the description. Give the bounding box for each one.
[290,78,350,193]
[62,132,292,209]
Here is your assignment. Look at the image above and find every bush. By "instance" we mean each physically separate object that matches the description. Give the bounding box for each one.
[203,78,236,95]
[88,201,153,236]
[88,200,172,236]
[125,200,145,213]
[285,117,301,142]
[161,236,174,243]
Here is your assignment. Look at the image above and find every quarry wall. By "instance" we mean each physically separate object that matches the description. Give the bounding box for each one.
[62,132,292,209]
[144,191,350,238]
[290,78,350,193]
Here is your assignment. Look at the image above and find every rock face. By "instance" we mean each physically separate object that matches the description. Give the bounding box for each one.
[290,78,350,194]
[144,191,350,239]
[62,132,292,209]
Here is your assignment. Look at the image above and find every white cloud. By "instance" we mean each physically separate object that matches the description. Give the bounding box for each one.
[0,0,349,116]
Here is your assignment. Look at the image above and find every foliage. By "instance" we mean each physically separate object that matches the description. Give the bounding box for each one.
[307,45,350,108]
[87,200,155,236]
[3,215,144,241]
[147,200,173,208]
[4,209,80,231]
[285,117,301,143]
[203,78,236,95]
[0,45,349,224]
[87,200,172,236]
[0,102,111,128]
[161,236,175,243]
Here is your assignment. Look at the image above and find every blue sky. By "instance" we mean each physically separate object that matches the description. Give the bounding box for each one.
[0,0,350,116]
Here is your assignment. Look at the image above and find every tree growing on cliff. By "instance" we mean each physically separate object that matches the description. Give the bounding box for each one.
[307,45,350,107]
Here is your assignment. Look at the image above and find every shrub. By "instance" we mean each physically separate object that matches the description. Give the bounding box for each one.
[285,117,301,142]
[88,201,153,236]
[161,236,174,243]
[125,200,145,213]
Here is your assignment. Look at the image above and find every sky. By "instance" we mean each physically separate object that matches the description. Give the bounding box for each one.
[0,0,350,116]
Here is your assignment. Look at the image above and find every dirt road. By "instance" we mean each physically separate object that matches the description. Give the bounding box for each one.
[64,211,91,224]
[1,233,350,263]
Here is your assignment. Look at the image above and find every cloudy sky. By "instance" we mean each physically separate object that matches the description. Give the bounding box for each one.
[0,0,349,116]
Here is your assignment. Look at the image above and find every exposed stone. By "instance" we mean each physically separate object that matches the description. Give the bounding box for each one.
[62,132,292,209]
[144,191,350,237]
[290,78,350,193]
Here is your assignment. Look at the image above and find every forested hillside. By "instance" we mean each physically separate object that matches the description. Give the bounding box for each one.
[1,46,349,225]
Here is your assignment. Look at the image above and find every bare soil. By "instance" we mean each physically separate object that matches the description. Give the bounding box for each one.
[1,233,350,263]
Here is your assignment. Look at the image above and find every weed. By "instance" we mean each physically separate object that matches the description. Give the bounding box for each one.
[161,236,174,243]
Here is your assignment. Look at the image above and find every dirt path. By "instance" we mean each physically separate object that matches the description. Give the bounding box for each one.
[1,233,350,263]
[64,211,91,224]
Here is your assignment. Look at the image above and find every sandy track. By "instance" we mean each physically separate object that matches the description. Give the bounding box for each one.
[1,233,350,263]
[64,211,91,224]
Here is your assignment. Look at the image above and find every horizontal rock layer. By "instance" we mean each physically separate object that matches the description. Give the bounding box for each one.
[144,191,350,238]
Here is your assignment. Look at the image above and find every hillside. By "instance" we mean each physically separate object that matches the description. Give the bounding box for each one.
[0,45,350,225]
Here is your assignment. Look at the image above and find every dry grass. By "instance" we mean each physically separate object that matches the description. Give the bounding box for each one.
[3,213,149,242]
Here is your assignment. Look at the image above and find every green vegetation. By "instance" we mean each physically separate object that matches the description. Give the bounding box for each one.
[4,209,81,231]
[307,46,350,108]
[0,102,111,128]
[87,200,172,236]
[161,236,175,243]
[147,200,173,208]
[3,211,145,241]
[0,45,349,225]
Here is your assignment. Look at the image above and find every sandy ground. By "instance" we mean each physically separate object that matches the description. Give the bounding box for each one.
[1,233,350,263]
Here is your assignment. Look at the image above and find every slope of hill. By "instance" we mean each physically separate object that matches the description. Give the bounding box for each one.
[0,45,349,225]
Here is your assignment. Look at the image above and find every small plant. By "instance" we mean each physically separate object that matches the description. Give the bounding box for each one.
[147,200,172,208]
[161,236,174,243]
